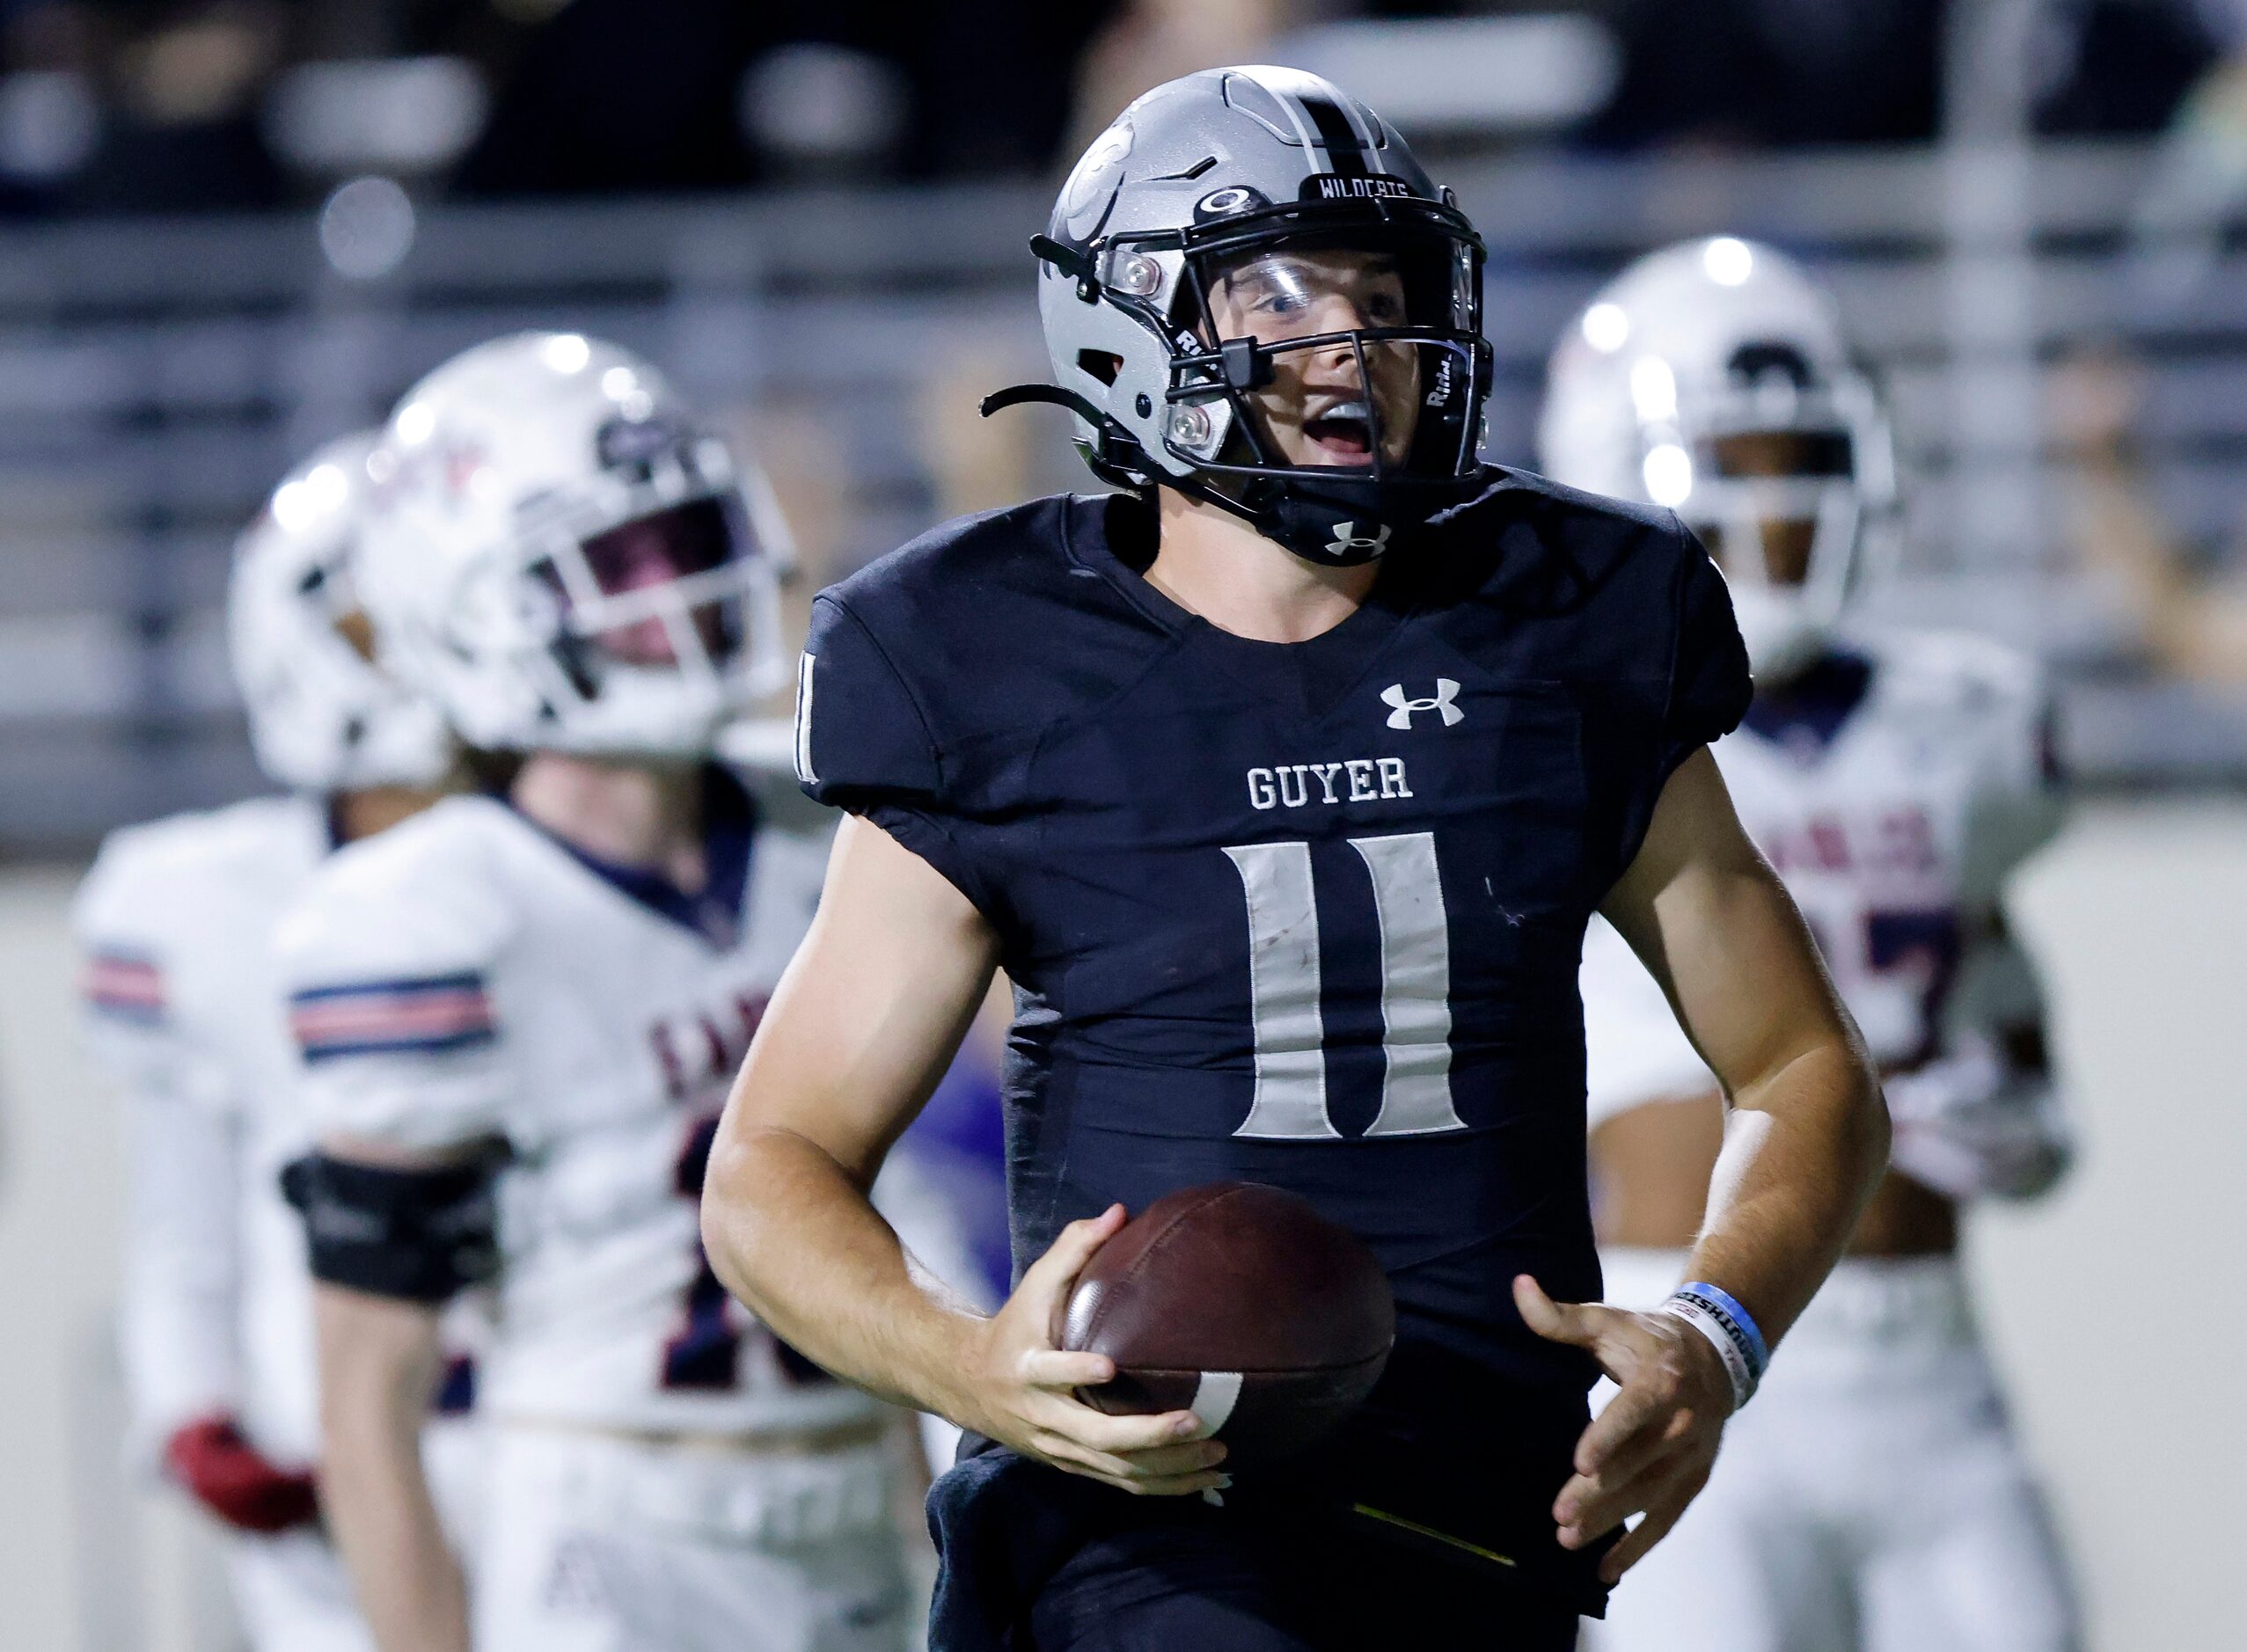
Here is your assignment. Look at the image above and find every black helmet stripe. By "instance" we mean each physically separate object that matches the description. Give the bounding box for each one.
[1240,66,1380,179]
[1294,88,1372,178]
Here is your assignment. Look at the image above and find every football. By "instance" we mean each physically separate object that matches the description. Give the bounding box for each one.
[1058,1181,1395,1467]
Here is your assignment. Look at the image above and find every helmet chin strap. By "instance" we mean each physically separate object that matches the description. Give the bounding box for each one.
[977,382,1111,427]
[979,382,1158,497]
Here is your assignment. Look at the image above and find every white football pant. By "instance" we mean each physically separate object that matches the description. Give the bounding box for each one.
[219,1415,483,1652]
[222,1527,370,1652]
[476,1424,911,1652]
[1585,1250,2081,1652]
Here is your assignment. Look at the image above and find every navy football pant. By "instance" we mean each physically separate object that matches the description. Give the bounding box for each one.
[929,1448,1582,1651]
[1027,1513,1581,1651]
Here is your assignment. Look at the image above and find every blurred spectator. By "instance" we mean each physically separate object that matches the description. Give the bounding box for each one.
[2034,0,2221,135]
[1581,0,2215,151]
[457,1,1116,196]
[1585,0,1944,149]
[452,0,770,195]
[13,1,289,215]
[2121,3,2247,305]
[1066,0,1302,157]
[877,2,1116,180]
[2053,344,2247,683]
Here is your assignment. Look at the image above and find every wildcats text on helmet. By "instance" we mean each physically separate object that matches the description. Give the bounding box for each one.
[1300,175,1420,202]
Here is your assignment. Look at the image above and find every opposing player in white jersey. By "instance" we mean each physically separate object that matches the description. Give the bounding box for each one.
[282,333,948,1652]
[1541,238,2082,1652]
[75,433,465,1652]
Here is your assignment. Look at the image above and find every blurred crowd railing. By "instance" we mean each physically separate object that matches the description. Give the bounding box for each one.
[0,136,2240,852]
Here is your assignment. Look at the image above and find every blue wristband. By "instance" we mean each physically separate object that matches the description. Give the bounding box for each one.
[1677,1282,1768,1373]
[1663,1283,1769,1409]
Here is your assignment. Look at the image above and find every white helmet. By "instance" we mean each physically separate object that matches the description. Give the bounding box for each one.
[229,431,453,792]
[1537,237,1897,680]
[358,332,791,757]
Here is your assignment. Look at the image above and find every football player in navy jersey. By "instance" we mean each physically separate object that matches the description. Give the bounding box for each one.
[702,67,1890,1649]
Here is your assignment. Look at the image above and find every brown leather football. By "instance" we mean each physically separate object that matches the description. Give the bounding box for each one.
[1058,1181,1395,1467]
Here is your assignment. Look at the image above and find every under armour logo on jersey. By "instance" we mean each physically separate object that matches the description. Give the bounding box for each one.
[1382,679,1463,730]
[1325,521,1390,558]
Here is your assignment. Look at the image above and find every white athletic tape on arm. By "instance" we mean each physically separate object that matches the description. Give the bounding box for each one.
[1189,1371,1243,1434]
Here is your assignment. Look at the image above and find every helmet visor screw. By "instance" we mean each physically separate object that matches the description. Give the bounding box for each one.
[1168,402,1212,451]
[1112,252,1162,297]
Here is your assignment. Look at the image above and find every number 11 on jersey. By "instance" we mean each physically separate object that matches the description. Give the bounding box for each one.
[1225,831,1465,1141]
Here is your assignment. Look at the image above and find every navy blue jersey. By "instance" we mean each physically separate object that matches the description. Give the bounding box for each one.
[801,479,1747,1591]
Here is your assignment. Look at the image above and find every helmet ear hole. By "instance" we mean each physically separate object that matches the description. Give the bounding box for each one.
[1077,351,1123,387]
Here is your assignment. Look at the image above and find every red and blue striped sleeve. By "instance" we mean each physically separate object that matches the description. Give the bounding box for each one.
[288,971,497,1063]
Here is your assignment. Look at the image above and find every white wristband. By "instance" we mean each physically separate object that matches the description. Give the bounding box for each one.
[1659,1283,1768,1411]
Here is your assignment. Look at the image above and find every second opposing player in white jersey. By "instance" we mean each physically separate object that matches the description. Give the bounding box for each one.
[284,333,947,1652]
[1542,239,2081,1652]
[75,434,471,1652]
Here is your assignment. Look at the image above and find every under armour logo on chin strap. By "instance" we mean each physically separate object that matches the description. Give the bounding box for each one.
[1324,521,1391,558]
[1383,679,1464,730]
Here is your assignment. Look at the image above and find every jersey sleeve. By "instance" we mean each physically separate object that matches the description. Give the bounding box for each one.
[1578,915,1715,1130]
[1601,523,1754,891]
[1659,523,1753,776]
[277,822,516,1151]
[794,592,1003,914]
[1958,653,2066,908]
[117,1085,245,1450]
[73,836,247,1445]
[72,834,233,1110]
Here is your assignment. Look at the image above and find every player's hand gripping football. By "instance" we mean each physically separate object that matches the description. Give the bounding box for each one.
[957,1204,1231,1497]
[1513,1275,1735,1583]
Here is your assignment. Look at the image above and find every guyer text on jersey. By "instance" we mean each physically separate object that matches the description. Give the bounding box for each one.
[1246,758,1414,811]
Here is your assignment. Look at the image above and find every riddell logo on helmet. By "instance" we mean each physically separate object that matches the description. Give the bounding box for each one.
[1300,175,1417,203]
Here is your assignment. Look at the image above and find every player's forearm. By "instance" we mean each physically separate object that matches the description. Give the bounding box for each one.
[120,1089,245,1436]
[703,1122,991,1426]
[1687,1038,1888,1347]
[313,1290,469,1652]
[324,1452,468,1652]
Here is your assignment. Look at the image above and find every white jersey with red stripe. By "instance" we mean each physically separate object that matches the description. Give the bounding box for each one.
[276,780,876,1436]
[75,794,336,1466]
[1582,627,2060,1127]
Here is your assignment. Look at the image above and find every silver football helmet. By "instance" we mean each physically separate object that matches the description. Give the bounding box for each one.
[1538,237,1898,680]
[988,65,1491,566]
[229,432,453,792]
[357,333,792,757]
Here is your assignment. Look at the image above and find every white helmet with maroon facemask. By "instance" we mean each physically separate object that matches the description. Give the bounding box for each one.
[357,332,792,757]
[988,65,1492,567]
[1539,237,1899,681]
[229,431,454,792]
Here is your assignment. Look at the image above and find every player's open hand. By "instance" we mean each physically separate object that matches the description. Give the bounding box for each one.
[1513,1274,1733,1583]
[957,1204,1230,1497]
